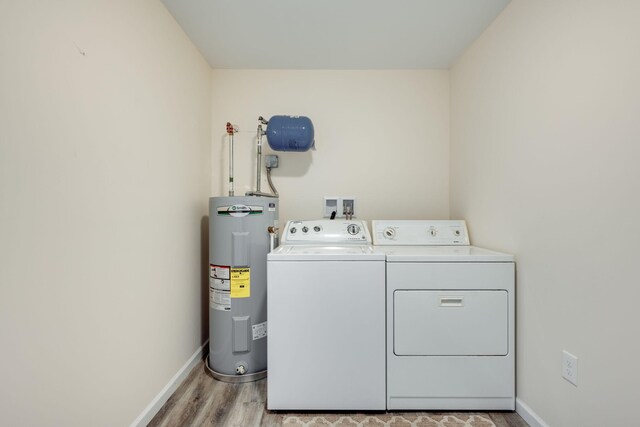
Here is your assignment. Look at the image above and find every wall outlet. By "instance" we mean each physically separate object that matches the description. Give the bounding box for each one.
[562,350,578,386]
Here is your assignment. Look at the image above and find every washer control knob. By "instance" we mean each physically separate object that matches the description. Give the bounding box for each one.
[383,228,396,239]
[302,226,309,233]
[313,225,321,232]
[347,224,360,235]
[454,229,461,236]
[429,228,437,237]
[290,227,297,234]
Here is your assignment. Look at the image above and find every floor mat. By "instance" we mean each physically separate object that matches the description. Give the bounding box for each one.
[282,414,496,427]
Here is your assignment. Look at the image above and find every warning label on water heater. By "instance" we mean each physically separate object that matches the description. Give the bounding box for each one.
[230,267,250,298]
[210,264,231,311]
[210,287,231,311]
[210,265,230,280]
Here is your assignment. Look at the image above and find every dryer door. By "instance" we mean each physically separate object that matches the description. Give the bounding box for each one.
[394,290,508,356]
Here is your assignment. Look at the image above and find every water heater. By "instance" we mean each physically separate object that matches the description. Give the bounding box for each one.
[207,195,278,382]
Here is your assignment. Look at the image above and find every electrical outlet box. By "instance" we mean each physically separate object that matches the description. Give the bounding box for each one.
[562,350,578,386]
[264,154,279,168]
[323,197,357,218]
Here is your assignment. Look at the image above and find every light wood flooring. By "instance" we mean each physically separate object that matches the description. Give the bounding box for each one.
[148,360,530,427]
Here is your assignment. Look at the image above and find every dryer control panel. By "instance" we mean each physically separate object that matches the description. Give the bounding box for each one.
[372,220,470,246]
[282,219,371,244]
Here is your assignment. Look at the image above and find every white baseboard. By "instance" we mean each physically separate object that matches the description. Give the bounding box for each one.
[130,340,209,427]
[516,397,550,427]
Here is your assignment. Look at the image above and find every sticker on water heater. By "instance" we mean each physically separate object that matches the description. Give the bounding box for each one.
[211,278,230,291]
[217,205,264,217]
[210,286,231,311]
[230,267,250,298]
[252,321,267,340]
[210,264,230,280]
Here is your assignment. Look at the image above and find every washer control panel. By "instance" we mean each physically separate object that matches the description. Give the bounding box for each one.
[283,220,371,244]
[372,220,470,246]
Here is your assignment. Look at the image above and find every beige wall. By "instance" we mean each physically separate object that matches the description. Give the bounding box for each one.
[0,1,211,426]
[451,1,640,426]
[211,70,450,223]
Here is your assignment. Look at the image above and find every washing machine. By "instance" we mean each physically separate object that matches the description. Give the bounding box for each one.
[267,219,386,410]
[373,220,515,411]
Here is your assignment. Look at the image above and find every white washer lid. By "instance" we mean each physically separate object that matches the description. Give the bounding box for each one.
[268,244,385,261]
[373,245,514,262]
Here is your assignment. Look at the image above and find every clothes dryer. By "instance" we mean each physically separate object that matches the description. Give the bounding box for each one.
[373,220,515,410]
[267,219,386,410]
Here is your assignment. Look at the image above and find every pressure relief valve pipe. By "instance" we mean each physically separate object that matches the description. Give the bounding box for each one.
[226,122,238,197]
[246,117,277,198]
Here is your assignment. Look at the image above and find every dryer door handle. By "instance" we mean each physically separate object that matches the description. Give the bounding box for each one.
[440,297,464,307]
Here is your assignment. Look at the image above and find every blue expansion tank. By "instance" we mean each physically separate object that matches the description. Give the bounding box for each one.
[265,115,315,152]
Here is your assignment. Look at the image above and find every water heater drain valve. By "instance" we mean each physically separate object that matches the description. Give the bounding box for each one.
[236,365,246,375]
